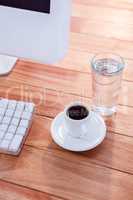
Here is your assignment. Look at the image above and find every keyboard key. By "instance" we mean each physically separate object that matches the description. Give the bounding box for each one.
[25,103,35,113]
[9,135,23,153]
[0,140,11,150]
[16,127,27,136]
[21,111,32,120]
[0,99,34,155]
[19,119,29,128]
[5,109,14,117]
[0,124,8,132]
[2,116,12,124]
[0,108,6,116]
[0,131,5,139]
[11,118,20,126]
[16,102,25,111]
[0,99,8,108]
[8,100,17,110]
[8,125,17,134]
[14,110,22,118]
[5,133,14,140]
[0,116,3,123]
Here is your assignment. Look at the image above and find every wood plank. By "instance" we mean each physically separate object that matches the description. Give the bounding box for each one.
[71,1,133,49]
[71,16,133,42]
[60,33,133,72]
[0,145,133,200]
[72,2,133,26]
[3,61,133,107]
[0,79,133,175]
[56,49,93,73]
[1,60,92,98]
[0,74,132,174]
[70,32,133,60]
[73,0,133,11]
[0,82,132,137]
[57,50,133,81]
[0,180,61,200]
[0,67,133,138]
[25,115,133,175]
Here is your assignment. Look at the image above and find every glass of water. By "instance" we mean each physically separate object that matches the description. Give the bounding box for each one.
[91,53,125,116]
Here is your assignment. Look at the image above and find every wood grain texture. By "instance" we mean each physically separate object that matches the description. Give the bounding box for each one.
[1,61,132,107]
[70,33,133,60]
[73,0,133,10]
[0,180,60,200]
[72,1,133,25]
[0,80,133,174]
[0,79,132,138]
[71,16,133,41]
[0,145,133,200]
[25,115,133,175]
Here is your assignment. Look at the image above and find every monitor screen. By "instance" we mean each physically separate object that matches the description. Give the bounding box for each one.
[0,0,50,13]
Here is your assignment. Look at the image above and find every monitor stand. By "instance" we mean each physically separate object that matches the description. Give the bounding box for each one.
[0,54,18,75]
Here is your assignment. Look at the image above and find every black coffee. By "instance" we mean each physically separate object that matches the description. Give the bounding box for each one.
[67,105,89,120]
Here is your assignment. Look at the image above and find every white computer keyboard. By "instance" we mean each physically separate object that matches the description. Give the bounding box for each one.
[0,98,35,155]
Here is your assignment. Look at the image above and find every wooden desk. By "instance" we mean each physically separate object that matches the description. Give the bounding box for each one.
[0,0,133,199]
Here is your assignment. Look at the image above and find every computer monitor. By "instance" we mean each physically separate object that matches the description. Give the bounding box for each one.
[0,0,71,75]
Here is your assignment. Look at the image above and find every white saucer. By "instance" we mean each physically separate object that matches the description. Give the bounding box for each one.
[51,112,106,152]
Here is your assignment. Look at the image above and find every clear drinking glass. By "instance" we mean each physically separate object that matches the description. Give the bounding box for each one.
[91,53,125,116]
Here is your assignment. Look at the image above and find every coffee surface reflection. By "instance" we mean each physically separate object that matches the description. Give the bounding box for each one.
[67,105,89,120]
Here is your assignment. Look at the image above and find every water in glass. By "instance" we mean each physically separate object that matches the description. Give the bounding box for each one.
[92,58,123,116]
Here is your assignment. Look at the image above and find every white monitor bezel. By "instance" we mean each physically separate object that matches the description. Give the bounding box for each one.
[0,0,71,64]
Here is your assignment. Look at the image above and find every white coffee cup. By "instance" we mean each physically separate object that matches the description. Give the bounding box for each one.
[63,102,91,138]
